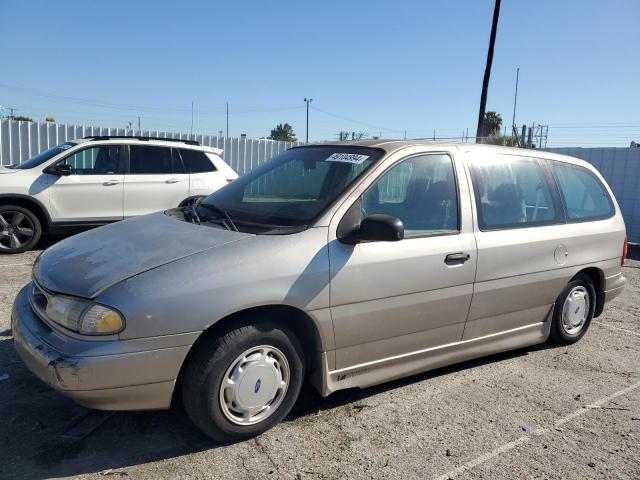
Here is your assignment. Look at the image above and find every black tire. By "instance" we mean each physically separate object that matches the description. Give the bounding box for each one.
[0,205,42,254]
[179,196,205,208]
[548,273,596,345]
[182,317,305,442]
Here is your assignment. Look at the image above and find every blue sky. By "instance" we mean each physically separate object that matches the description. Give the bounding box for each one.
[1,0,638,146]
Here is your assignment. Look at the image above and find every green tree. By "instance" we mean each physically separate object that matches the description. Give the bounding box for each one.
[484,133,518,147]
[45,116,55,122]
[269,123,297,142]
[12,115,33,122]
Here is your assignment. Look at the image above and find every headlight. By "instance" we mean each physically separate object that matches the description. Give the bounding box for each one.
[46,295,90,331]
[45,295,124,335]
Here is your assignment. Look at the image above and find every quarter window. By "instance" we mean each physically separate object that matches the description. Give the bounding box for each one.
[362,154,459,235]
[470,156,559,230]
[180,149,216,173]
[129,146,182,174]
[552,162,614,221]
[59,146,120,175]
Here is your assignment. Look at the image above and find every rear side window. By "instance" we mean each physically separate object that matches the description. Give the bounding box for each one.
[552,162,614,221]
[470,156,560,230]
[129,146,183,174]
[179,149,216,173]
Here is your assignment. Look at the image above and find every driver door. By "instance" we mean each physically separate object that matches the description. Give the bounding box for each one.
[328,152,477,370]
[47,145,124,222]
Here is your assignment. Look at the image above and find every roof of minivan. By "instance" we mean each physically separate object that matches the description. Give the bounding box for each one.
[299,139,592,168]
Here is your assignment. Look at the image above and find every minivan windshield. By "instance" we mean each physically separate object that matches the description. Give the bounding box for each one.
[12,142,76,169]
[199,146,383,229]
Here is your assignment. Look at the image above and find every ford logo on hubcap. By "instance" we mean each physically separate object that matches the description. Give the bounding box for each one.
[254,378,261,394]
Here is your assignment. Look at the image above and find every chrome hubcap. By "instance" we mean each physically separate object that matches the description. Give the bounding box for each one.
[0,211,34,250]
[562,286,590,335]
[219,345,289,426]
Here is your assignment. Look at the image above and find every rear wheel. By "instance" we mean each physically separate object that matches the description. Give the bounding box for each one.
[549,274,596,345]
[182,318,305,442]
[0,205,41,254]
[179,196,205,208]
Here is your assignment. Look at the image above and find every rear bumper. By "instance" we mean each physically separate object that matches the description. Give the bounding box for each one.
[11,284,193,411]
[604,271,626,303]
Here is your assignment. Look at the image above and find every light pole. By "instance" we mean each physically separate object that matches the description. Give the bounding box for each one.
[304,98,312,143]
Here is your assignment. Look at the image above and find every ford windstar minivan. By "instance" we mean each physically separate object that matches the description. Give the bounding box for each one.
[12,141,627,441]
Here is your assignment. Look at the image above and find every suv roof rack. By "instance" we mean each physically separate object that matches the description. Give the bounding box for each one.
[83,136,200,146]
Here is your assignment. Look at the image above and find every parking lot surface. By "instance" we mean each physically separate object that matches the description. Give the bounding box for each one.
[1,244,639,480]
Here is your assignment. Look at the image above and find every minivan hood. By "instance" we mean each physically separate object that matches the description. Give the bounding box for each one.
[34,212,250,298]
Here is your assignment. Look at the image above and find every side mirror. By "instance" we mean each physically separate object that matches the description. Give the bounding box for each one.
[340,214,404,244]
[44,164,72,176]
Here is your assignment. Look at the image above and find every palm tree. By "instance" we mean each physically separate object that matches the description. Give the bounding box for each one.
[484,111,503,136]
[269,123,298,142]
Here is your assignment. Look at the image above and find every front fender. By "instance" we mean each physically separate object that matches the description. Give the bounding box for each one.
[96,227,333,347]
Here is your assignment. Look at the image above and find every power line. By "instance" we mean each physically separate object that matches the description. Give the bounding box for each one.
[311,106,405,133]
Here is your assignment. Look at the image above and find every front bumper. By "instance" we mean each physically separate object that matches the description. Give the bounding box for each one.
[11,284,196,411]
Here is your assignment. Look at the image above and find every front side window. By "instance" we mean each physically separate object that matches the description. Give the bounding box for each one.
[552,162,614,221]
[361,154,459,236]
[470,156,560,230]
[201,146,383,227]
[129,146,182,174]
[58,146,120,175]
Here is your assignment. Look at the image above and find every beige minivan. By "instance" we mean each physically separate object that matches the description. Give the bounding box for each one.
[13,141,627,441]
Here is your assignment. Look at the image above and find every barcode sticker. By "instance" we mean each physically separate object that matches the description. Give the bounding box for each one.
[325,153,370,164]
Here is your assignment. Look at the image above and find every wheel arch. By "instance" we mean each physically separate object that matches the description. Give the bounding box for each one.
[572,267,605,317]
[0,194,51,230]
[173,304,324,404]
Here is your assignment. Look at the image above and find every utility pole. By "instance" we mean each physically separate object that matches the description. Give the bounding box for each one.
[137,116,141,132]
[304,98,312,143]
[511,67,519,134]
[475,0,502,143]
[226,102,229,138]
[9,107,15,120]
[190,101,194,136]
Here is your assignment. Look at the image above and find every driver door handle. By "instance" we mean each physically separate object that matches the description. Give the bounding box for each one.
[103,179,120,186]
[445,252,470,265]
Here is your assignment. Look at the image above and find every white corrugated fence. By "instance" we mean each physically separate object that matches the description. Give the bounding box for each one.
[0,119,301,175]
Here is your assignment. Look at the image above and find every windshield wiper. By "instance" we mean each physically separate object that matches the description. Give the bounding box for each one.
[199,204,238,232]
[188,205,201,225]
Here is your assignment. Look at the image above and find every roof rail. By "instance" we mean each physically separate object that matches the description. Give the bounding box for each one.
[83,136,200,146]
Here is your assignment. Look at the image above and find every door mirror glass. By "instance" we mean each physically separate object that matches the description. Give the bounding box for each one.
[341,214,404,244]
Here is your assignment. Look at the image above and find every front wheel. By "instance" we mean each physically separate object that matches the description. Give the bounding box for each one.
[549,273,596,345]
[0,205,42,254]
[182,318,305,442]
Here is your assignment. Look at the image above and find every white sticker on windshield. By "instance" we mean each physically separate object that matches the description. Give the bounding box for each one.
[325,153,370,164]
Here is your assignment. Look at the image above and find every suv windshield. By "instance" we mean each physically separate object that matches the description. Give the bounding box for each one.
[199,146,383,229]
[12,142,76,169]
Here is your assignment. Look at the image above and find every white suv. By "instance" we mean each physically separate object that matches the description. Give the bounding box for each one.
[0,136,238,253]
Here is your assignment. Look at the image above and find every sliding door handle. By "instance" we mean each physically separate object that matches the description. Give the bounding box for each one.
[445,252,470,265]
